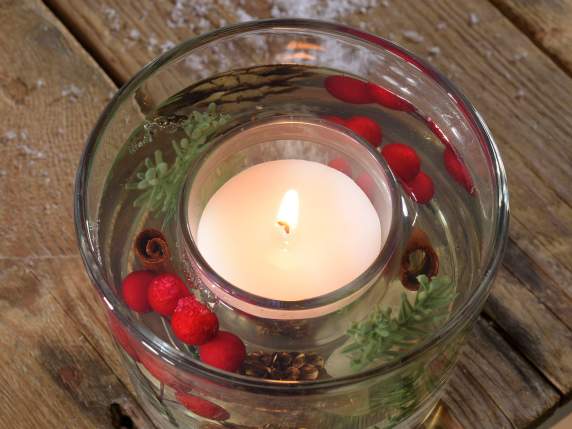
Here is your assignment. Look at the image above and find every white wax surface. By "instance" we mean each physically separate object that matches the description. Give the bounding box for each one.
[195,159,383,301]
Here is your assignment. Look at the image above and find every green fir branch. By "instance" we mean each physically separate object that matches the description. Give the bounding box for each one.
[343,275,456,371]
[126,103,230,226]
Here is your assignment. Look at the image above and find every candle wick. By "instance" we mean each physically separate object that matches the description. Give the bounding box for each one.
[277,220,290,234]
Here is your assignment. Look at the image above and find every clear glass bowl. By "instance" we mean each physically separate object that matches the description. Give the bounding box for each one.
[75,19,509,428]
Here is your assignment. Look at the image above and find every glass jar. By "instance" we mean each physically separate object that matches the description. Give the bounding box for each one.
[75,19,509,428]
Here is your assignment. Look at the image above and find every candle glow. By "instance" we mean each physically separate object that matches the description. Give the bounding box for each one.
[276,189,299,235]
[195,159,386,302]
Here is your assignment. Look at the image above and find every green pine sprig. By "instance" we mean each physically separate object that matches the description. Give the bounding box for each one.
[126,103,230,226]
[343,275,456,371]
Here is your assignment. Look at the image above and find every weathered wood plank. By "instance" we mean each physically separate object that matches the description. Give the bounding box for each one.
[46,0,572,398]
[433,316,563,428]
[486,268,572,393]
[489,0,572,76]
[0,0,154,427]
[461,319,559,427]
[503,239,572,332]
[442,363,513,429]
[0,259,154,428]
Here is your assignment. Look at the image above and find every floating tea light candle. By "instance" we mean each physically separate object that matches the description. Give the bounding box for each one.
[196,159,383,302]
[183,118,397,327]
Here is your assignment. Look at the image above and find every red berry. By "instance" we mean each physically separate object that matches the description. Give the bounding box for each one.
[403,171,434,204]
[355,173,374,200]
[346,116,383,147]
[322,115,347,126]
[367,83,415,112]
[425,116,452,149]
[325,76,372,104]
[443,147,474,194]
[148,273,190,317]
[328,157,352,177]
[199,331,246,373]
[381,143,421,182]
[171,297,218,345]
[175,391,229,421]
[140,351,186,390]
[121,270,155,313]
[108,313,139,361]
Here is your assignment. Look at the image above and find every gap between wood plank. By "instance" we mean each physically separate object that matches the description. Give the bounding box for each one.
[503,239,572,331]
[42,0,123,87]
[486,0,572,80]
[40,266,158,428]
[480,309,564,406]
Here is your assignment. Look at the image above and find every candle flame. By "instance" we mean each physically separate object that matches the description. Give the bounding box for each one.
[276,189,299,235]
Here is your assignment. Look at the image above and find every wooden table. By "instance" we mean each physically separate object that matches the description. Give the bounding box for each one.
[1,0,571,427]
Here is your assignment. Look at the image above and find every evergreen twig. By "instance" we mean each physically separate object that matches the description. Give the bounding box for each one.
[126,103,230,226]
[343,275,456,371]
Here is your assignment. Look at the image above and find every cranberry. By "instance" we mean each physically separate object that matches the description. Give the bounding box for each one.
[171,297,219,345]
[199,331,246,373]
[381,143,421,182]
[175,391,229,421]
[403,171,435,204]
[346,116,383,147]
[148,273,190,317]
[325,75,372,104]
[328,157,352,177]
[443,147,474,194]
[367,83,415,112]
[121,270,155,313]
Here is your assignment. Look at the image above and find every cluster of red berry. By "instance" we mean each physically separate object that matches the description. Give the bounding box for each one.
[324,75,474,201]
[112,270,247,421]
[121,270,246,373]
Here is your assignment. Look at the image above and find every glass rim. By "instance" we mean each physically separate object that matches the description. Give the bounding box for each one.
[75,18,509,392]
[179,116,401,314]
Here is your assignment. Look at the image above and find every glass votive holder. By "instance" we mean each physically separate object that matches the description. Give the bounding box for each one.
[177,116,407,350]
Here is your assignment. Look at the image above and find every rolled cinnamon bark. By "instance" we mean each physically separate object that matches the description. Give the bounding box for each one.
[400,228,439,291]
[134,228,172,273]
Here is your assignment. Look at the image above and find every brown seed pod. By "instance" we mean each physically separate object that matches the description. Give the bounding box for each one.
[299,364,320,381]
[275,352,293,369]
[242,361,270,379]
[400,228,439,291]
[291,353,306,369]
[305,352,325,369]
[240,351,326,381]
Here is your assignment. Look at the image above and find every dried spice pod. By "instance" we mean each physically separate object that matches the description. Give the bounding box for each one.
[240,351,326,381]
[305,353,325,369]
[400,228,439,291]
[241,361,270,379]
[255,319,309,340]
[274,352,293,369]
[290,353,306,369]
[134,228,172,272]
[271,366,300,381]
[299,364,320,381]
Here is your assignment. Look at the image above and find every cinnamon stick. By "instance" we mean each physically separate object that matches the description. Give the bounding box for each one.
[400,228,439,291]
[134,228,172,273]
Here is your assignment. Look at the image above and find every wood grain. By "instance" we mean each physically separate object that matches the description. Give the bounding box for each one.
[0,258,154,428]
[489,0,572,76]
[0,0,153,427]
[486,268,572,393]
[46,0,572,396]
[436,317,561,428]
[462,319,559,427]
[442,363,513,429]
[2,0,569,427]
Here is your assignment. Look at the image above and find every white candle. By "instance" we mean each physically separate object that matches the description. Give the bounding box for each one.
[195,159,385,302]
